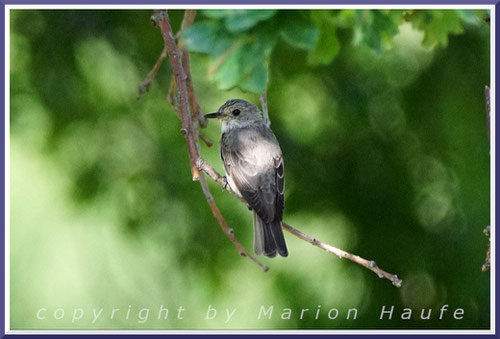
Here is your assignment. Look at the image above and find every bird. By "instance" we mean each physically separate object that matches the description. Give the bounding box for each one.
[205,99,288,258]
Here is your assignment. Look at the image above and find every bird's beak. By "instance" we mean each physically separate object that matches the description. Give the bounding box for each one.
[204,112,222,119]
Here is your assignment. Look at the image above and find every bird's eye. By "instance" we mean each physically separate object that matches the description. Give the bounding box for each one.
[232,109,241,116]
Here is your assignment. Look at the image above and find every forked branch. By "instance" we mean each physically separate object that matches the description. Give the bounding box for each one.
[150,9,268,272]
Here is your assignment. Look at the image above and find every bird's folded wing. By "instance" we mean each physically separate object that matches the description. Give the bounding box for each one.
[221,130,284,224]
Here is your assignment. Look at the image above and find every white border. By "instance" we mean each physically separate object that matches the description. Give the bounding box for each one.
[4,3,496,336]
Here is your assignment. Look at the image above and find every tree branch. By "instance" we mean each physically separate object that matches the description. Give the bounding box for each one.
[136,46,167,100]
[148,9,402,287]
[196,157,402,287]
[179,10,207,129]
[151,9,268,272]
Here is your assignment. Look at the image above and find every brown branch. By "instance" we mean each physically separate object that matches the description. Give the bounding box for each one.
[199,133,213,147]
[154,10,199,180]
[178,10,207,128]
[137,46,167,100]
[196,157,402,287]
[151,9,267,272]
[175,9,197,40]
[182,48,207,128]
[282,222,402,287]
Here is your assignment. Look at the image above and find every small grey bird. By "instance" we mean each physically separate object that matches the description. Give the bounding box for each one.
[205,99,288,258]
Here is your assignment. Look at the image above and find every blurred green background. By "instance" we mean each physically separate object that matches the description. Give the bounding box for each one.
[10,9,490,330]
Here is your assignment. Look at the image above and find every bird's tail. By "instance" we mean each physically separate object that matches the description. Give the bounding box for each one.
[253,212,288,258]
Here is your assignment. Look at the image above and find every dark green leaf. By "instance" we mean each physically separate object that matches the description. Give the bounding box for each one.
[355,10,403,52]
[181,21,235,57]
[408,10,464,48]
[240,62,268,93]
[307,11,340,65]
[280,15,319,50]
[225,10,277,32]
[211,42,245,90]
[202,10,277,32]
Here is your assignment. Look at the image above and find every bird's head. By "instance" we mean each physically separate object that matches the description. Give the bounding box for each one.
[205,99,262,124]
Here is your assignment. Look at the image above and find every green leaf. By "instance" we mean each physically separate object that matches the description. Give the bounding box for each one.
[202,10,231,18]
[181,21,235,57]
[238,38,275,92]
[408,10,464,48]
[240,62,268,93]
[280,14,319,50]
[307,11,340,65]
[212,35,275,93]
[202,10,277,32]
[225,10,277,32]
[355,10,403,51]
[211,42,245,90]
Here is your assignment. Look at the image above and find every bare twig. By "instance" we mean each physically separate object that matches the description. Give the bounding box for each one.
[282,222,402,287]
[260,91,271,128]
[199,133,213,147]
[151,9,267,271]
[482,226,490,272]
[482,85,491,272]
[137,46,167,100]
[167,78,179,115]
[154,10,199,180]
[485,86,490,146]
[182,48,207,128]
[178,10,207,128]
[175,9,197,40]
[167,75,212,147]
[196,157,402,287]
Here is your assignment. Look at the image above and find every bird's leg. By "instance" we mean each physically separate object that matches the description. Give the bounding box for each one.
[221,176,230,191]
[222,175,251,210]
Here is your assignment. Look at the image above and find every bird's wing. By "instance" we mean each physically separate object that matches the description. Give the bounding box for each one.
[221,127,284,224]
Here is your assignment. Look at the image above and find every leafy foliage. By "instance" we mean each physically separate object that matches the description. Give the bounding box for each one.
[181,9,488,94]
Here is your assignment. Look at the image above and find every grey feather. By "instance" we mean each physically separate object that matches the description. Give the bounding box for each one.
[221,122,287,257]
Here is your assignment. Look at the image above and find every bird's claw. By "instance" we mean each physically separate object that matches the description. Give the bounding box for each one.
[222,176,230,191]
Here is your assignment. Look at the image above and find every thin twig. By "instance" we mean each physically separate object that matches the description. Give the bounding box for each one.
[137,46,167,100]
[178,10,207,128]
[199,133,213,147]
[260,91,271,128]
[485,86,490,146]
[167,75,212,147]
[482,85,491,272]
[154,10,199,180]
[175,9,197,40]
[151,9,267,272]
[196,157,402,287]
[282,222,402,287]
[182,48,208,128]
[482,226,490,272]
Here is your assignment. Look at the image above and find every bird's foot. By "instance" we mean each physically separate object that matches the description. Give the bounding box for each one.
[222,176,230,191]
